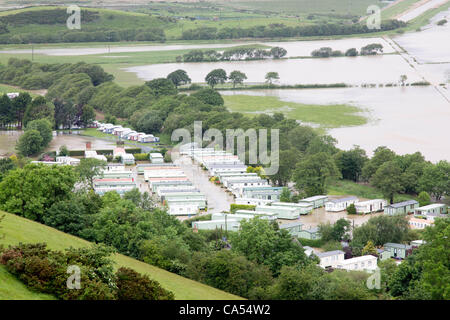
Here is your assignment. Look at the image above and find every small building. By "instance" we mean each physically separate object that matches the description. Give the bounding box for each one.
[325,196,359,212]
[121,153,135,165]
[355,199,387,214]
[298,227,321,240]
[255,205,299,220]
[55,156,80,166]
[299,195,328,208]
[414,204,447,217]
[166,199,205,216]
[85,150,107,162]
[383,243,412,259]
[235,198,274,206]
[149,153,164,164]
[335,255,378,272]
[408,217,434,229]
[384,200,419,216]
[271,202,313,215]
[410,240,426,247]
[377,249,391,261]
[140,134,157,143]
[315,250,345,269]
[192,219,240,232]
[279,221,303,237]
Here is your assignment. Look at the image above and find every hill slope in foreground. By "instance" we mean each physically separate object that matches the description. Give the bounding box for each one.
[0,211,242,300]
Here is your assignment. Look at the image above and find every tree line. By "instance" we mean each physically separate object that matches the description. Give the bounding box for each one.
[311,43,384,58]
[181,20,406,40]
[181,46,287,63]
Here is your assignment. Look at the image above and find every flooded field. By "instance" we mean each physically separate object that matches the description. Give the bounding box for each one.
[0,131,116,156]
[222,86,450,162]
[126,54,422,85]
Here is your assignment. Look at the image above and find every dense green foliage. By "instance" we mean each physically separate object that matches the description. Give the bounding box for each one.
[181,20,406,40]
[0,243,174,300]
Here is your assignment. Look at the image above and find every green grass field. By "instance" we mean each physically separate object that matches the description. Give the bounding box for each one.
[0,211,242,300]
[223,94,367,128]
[328,179,416,202]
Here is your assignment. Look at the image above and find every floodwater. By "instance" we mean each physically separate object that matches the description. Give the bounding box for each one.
[291,207,383,230]
[175,153,235,214]
[395,8,450,64]
[125,54,422,85]
[0,131,116,156]
[222,86,450,162]
[0,37,394,57]
[397,0,449,22]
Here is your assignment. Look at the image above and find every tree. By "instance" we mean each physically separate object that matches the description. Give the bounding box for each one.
[191,88,224,106]
[145,78,178,97]
[362,240,377,256]
[279,187,292,202]
[352,215,409,255]
[205,69,227,88]
[167,69,191,88]
[80,105,96,127]
[25,118,53,147]
[15,129,43,156]
[0,94,13,129]
[270,47,287,59]
[345,48,358,56]
[43,199,89,236]
[293,152,341,196]
[417,191,431,206]
[418,161,450,200]
[360,43,383,55]
[269,148,300,186]
[0,163,76,221]
[76,158,107,190]
[265,72,279,84]
[228,70,247,88]
[346,203,357,214]
[0,157,16,182]
[23,96,54,127]
[334,146,368,181]
[371,161,403,204]
[362,146,396,181]
[399,74,407,86]
[53,98,76,129]
[11,92,32,129]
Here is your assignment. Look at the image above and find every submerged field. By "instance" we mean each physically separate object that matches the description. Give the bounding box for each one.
[0,211,242,300]
[223,94,368,128]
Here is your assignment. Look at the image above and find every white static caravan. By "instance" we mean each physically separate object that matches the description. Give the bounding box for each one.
[140,134,156,143]
[143,169,185,182]
[235,198,274,206]
[105,163,126,172]
[166,199,205,216]
[192,219,241,232]
[149,153,164,163]
[208,164,248,176]
[255,205,300,220]
[315,250,345,269]
[234,210,277,221]
[84,151,107,162]
[211,213,256,222]
[271,202,313,215]
[217,172,258,181]
[55,156,80,166]
[299,195,328,209]
[226,179,269,192]
[325,196,359,212]
[335,255,378,273]
[355,199,387,214]
[156,186,198,197]
[121,153,135,165]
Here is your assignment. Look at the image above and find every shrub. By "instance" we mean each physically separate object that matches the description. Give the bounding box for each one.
[116,267,174,300]
[230,204,256,213]
[347,203,357,214]
[134,153,149,161]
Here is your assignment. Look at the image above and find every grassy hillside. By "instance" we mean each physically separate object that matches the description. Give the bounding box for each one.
[0,211,242,300]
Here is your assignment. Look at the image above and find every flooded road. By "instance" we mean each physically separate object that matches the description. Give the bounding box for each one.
[174,153,235,214]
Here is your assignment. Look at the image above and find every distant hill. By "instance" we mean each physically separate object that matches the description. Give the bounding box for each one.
[0,211,242,300]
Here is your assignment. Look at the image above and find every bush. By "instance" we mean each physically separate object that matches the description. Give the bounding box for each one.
[347,203,357,214]
[116,267,174,300]
[68,150,85,157]
[134,153,149,161]
[297,238,324,247]
[230,204,256,213]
